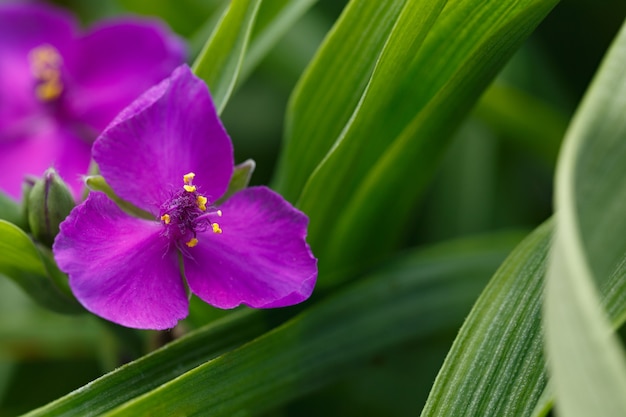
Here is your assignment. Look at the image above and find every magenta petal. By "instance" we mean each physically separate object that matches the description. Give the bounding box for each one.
[0,123,90,199]
[54,192,188,330]
[0,3,76,135]
[68,18,186,131]
[184,187,317,309]
[93,65,234,213]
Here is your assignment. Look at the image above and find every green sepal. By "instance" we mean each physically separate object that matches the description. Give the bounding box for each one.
[216,159,256,205]
[85,175,154,220]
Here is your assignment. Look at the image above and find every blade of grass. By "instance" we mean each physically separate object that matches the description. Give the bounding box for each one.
[192,0,263,114]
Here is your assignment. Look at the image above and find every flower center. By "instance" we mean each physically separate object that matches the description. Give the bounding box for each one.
[29,44,64,102]
[159,172,222,249]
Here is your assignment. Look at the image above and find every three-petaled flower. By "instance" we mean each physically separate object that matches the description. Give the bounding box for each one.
[53,65,318,330]
[0,3,185,198]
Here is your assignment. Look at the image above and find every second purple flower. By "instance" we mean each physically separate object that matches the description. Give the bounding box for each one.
[0,3,185,198]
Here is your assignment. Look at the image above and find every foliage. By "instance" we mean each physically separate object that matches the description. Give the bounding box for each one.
[2,0,626,415]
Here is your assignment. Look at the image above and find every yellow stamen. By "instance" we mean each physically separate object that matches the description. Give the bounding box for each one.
[160,214,171,224]
[29,45,64,101]
[186,237,199,247]
[183,172,195,184]
[212,223,222,234]
[197,195,208,211]
[216,210,222,217]
[183,184,196,193]
[36,79,63,101]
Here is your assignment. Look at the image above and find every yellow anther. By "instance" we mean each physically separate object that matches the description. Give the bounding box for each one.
[29,45,62,74]
[216,210,222,217]
[183,172,195,184]
[36,79,63,101]
[29,45,64,101]
[186,237,199,248]
[160,214,171,224]
[212,223,222,234]
[183,184,196,193]
[196,195,208,211]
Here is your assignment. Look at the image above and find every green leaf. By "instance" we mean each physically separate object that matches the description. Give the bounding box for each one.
[22,309,270,417]
[544,18,626,417]
[421,221,626,416]
[24,232,519,416]
[289,0,559,279]
[421,20,626,416]
[0,220,82,315]
[421,221,552,416]
[240,0,319,81]
[273,0,410,201]
[0,191,23,228]
[192,0,263,114]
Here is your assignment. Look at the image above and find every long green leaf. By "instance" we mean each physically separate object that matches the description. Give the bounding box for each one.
[421,221,551,416]
[0,221,81,314]
[22,309,269,417]
[192,0,263,114]
[421,222,626,416]
[101,233,517,417]
[544,18,626,417]
[273,0,410,201]
[296,0,558,279]
[25,233,519,416]
[240,0,319,81]
[0,191,23,228]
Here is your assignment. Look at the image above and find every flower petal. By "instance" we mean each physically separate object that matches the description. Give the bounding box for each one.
[93,65,234,214]
[0,123,90,199]
[67,18,186,131]
[54,192,188,330]
[0,3,76,139]
[184,187,317,309]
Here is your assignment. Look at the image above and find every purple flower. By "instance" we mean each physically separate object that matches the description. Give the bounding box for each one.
[53,65,317,330]
[0,3,185,199]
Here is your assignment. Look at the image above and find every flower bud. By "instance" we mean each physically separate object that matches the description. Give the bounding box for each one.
[20,176,37,231]
[27,168,75,246]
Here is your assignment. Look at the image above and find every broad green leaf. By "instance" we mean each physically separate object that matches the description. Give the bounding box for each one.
[273,0,410,201]
[421,222,626,416]
[102,234,517,416]
[192,0,263,114]
[25,233,519,416]
[0,191,23,228]
[0,221,81,315]
[23,309,269,417]
[421,21,626,417]
[295,0,559,279]
[544,18,626,417]
[421,221,551,416]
